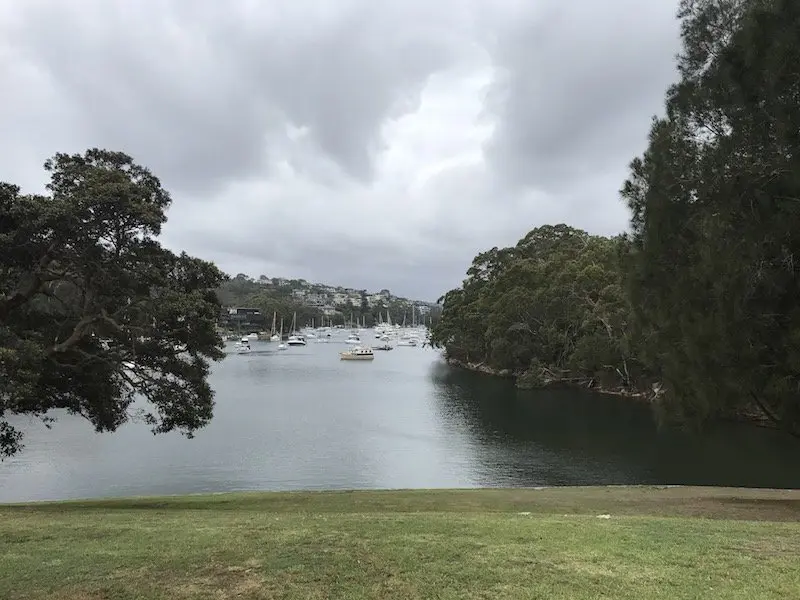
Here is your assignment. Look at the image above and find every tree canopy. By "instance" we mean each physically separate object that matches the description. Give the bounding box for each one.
[0,149,226,457]
[429,225,643,391]
[623,0,799,435]
[431,0,800,436]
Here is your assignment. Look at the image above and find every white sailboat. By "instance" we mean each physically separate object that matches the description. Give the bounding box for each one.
[287,312,307,346]
[277,318,287,350]
[269,311,280,342]
[304,317,317,338]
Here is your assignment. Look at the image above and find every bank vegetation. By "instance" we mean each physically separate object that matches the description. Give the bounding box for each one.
[430,0,800,438]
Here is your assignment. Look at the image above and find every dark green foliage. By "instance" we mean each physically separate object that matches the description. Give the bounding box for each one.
[216,278,332,330]
[623,0,800,435]
[246,294,325,331]
[0,150,226,457]
[433,0,800,436]
[430,225,643,391]
[216,274,264,306]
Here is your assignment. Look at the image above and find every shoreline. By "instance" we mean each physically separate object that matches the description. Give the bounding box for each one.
[445,357,650,400]
[444,357,783,430]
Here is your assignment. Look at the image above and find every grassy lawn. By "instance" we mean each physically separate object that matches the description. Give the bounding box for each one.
[1,486,799,599]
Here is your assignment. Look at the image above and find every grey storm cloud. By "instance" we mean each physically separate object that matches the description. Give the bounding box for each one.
[4,0,466,191]
[0,0,681,300]
[483,0,681,192]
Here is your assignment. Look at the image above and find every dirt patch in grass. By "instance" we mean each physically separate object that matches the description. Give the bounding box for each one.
[175,568,265,599]
[733,539,800,558]
[48,593,107,600]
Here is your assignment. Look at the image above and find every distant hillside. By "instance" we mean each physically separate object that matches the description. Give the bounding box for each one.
[216,274,440,331]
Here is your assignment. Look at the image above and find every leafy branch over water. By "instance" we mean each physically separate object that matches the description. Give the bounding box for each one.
[0,150,226,458]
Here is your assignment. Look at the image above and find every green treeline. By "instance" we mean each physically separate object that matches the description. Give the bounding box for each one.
[430,0,800,436]
[217,276,326,330]
[216,275,440,331]
[430,227,643,390]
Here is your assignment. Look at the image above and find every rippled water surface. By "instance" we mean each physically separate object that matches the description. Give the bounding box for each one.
[1,339,798,502]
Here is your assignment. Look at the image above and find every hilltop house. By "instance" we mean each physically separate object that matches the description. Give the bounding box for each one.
[305,293,327,307]
[321,305,338,317]
[366,293,385,307]
[219,307,266,331]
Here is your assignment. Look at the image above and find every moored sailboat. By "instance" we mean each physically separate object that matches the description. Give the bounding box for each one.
[287,312,307,346]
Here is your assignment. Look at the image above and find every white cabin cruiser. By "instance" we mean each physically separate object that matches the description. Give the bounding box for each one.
[287,334,307,346]
[340,346,374,360]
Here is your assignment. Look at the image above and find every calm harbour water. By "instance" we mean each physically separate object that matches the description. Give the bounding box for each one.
[1,338,798,502]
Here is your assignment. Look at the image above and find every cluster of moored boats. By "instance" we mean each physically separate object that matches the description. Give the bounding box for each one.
[231,319,426,361]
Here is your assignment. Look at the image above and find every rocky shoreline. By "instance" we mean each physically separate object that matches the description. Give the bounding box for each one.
[444,358,783,430]
[445,357,650,400]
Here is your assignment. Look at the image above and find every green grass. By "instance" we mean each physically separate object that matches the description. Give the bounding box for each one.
[1,487,799,599]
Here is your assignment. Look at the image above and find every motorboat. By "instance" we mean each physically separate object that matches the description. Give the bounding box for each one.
[236,336,251,354]
[340,346,374,361]
[287,334,307,346]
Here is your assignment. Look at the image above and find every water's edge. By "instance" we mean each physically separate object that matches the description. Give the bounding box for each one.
[444,358,784,433]
[445,358,649,400]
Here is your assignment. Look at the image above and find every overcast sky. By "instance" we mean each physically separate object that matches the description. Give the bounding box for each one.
[1,0,680,300]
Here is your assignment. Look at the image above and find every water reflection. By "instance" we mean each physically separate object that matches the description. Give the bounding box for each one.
[428,362,800,488]
[0,343,797,503]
